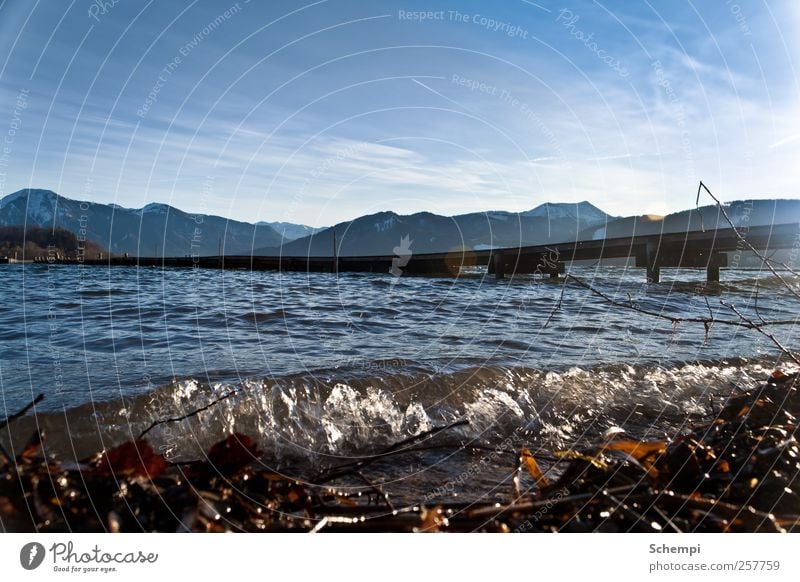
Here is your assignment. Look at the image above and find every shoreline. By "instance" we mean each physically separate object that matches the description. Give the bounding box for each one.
[2,368,798,532]
[1,357,779,461]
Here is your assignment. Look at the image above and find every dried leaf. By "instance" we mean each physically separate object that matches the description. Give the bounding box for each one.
[416,506,447,532]
[284,483,310,507]
[18,430,44,462]
[205,433,261,475]
[107,511,122,533]
[0,496,15,515]
[664,441,703,486]
[603,439,665,462]
[94,440,167,479]
[604,440,666,476]
[30,476,56,525]
[520,448,549,487]
[769,370,787,383]
[554,450,608,470]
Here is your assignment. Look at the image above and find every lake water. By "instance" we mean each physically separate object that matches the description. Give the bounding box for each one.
[1,263,797,501]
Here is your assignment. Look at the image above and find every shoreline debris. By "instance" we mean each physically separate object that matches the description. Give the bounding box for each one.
[1,371,798,532]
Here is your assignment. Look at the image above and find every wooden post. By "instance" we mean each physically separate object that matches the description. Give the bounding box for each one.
[706,252,726,282]
[493,253,505,279]
[646,263,660,283]
[332,231,338,275]
[645,242,659,283]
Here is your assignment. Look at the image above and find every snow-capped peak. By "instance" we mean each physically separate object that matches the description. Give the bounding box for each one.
[486,211,513,222]
[523,201,608,223]
[0,190,28,209]
[374,215,397,232]
[139,202,171,214]
[0,189,60,226]
[0,188,57,209]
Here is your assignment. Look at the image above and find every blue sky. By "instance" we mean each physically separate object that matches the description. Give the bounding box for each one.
[0,0,797,226]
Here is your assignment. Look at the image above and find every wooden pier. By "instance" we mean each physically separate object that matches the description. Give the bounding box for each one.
[39,223,800,283]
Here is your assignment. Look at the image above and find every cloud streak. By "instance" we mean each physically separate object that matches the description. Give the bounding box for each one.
[0,0,796,225]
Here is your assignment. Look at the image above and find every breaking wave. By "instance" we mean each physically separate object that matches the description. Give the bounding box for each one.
[10,358,777,465]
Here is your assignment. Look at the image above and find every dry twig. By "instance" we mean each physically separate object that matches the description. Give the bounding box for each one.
[138,389,239,440]
[696,181,800,301]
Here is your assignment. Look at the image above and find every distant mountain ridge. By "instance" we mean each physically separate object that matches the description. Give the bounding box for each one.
[258,221,323,242]
[3,189,795,259]
[0,189,284,256]
[259,201,613,257]
[581,199,800,240]
[0,190,615,257]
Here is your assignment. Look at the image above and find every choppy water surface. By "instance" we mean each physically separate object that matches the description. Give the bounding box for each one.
[1,263,798,500]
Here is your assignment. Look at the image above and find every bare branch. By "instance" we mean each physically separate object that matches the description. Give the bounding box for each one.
[0,393,44,467]
[563,274,795,329]
[695,181,706,232]
[138,389,240,440]
[703,296,714,344]
[0,393,44,431]
[543,278,568,328]
[697,181,800,301]
[355,470,396,512]
[720,300,800,366]
[753,282,767,326]
[766,257,800,279]
[313,419,469,484]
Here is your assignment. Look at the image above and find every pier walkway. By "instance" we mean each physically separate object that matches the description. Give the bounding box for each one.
[46,223,800,283]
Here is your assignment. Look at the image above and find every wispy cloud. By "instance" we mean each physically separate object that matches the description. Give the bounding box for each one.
[0,0,796,225]
[769,133,800,149]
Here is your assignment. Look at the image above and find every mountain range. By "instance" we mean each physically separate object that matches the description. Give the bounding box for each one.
[587,199,800,240]
[0,189,285,256]
[257,221,323,242]
[259,201,613,256]
[1,189,797,258]
[247,199,800,257]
